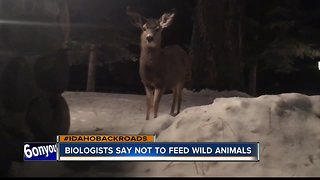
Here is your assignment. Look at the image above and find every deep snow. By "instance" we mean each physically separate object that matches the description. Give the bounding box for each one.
[10,90,320,177]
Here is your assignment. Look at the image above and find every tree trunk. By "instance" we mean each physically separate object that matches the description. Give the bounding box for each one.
[57,0,71,43]
[86,44,97,92]
[249,64,257,96]
[191,0,244,91]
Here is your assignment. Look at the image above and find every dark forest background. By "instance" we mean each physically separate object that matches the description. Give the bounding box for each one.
[1,0,320,96]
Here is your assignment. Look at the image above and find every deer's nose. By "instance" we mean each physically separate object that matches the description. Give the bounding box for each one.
[146,35,154,42]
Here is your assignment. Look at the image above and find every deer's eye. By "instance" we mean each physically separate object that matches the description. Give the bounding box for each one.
[143,27,147,31]
[155,27,160,32]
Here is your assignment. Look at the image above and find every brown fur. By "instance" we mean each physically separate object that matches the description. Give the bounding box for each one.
[127,7,192,120]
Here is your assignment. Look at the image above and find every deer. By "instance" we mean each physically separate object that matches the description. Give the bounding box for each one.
[127,7,192,120]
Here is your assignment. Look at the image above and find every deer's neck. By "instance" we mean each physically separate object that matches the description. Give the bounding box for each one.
[140,45,161,65]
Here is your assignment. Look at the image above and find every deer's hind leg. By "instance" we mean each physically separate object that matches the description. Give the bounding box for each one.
[176,84,184,115]
[170,87,178,116]
[145,86,154,120]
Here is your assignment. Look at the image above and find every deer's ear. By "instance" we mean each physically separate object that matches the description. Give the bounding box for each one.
[159,11,175,28]
[127,6,145,29]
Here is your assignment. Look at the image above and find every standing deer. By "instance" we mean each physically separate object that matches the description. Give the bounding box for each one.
[127,7,191,120]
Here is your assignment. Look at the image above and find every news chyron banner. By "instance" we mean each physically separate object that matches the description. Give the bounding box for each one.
[24,135,259,161]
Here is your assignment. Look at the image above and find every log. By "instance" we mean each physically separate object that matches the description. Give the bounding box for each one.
[49,94,70,136]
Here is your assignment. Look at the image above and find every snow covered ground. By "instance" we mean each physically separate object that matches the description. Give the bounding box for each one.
[10,89,320,177]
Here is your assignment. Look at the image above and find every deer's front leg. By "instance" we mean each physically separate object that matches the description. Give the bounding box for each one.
[153,88,164,118]
[145,86,154,120]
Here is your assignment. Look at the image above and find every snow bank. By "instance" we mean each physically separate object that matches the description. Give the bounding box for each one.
[184,89,251,98]
[137,93,320,177]
[10,89,249,177]
[63,89,250,135]
[12,91,320,177]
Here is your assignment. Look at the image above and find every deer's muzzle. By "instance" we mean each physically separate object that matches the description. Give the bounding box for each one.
[146,35,154,42]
